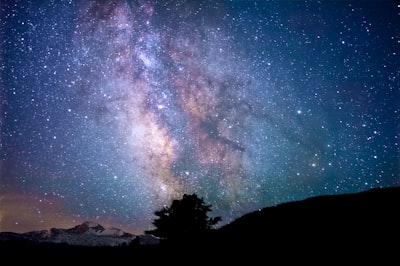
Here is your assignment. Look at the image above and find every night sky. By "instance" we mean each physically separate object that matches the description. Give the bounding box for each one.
[1,0,399,235]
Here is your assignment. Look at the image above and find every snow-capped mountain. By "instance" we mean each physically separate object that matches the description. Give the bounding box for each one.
[0,221,160,247]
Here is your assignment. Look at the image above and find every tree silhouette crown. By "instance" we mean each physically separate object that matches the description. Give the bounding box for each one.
[145,193,221,240]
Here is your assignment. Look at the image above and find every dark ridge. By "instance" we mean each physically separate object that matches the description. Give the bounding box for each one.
[220,186,400,234]
[208,186,400,260]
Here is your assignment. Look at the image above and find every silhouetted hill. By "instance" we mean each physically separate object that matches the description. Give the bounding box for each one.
[208,186,400,261]
[220,186,399,234]
[134,186,400,262]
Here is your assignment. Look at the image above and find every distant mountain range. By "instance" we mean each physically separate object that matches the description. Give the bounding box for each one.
[0,220,159,247]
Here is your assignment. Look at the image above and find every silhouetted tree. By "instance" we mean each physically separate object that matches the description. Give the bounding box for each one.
[145,193,221,242]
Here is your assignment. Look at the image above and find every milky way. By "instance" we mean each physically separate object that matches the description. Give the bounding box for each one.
[1,1,399,234]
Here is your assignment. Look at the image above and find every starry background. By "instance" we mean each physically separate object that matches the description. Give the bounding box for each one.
[1,0,399,235]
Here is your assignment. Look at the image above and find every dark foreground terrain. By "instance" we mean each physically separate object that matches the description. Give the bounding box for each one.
[1,186,399,263]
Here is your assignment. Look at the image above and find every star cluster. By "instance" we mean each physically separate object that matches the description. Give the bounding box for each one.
[1,1,399,234]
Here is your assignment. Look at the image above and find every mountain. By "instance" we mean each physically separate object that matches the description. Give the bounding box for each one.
[0,221,159,247]
[218,186,399,235]
[205,186,400,259]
